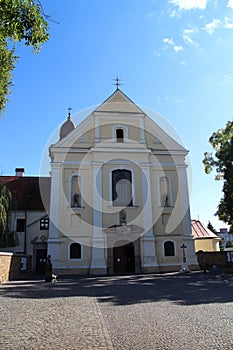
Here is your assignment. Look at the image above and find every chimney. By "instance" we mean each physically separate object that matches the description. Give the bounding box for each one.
[15,168,25,177]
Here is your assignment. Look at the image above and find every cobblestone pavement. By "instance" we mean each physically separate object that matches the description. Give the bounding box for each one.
[1,272,233,349]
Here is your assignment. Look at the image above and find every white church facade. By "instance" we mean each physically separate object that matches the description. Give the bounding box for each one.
[47,88,198,275]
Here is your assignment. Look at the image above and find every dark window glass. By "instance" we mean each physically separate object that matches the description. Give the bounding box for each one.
[16,219,25,232]
[70,243,81,259]
[164,241,175,256]
[116,128,124,142]
[112,169,132,206]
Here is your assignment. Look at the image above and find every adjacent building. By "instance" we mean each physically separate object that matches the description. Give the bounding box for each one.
[191,219,220,252]
[0,170,50,273]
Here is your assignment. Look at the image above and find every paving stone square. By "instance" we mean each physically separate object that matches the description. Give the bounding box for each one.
[1,272,233,349]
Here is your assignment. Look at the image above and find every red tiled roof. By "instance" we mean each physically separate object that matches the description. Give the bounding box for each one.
[191,220,219,239]
[0,176,51,211]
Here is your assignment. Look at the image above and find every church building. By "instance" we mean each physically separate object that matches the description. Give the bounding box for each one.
[46,88,198,274]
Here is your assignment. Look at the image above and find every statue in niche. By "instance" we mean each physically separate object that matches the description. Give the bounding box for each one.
[120,209,127,225]
[73,192,80,207]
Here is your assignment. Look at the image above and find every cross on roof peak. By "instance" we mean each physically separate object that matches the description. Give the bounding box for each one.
[67,107,72,118]
[113,76,123,89]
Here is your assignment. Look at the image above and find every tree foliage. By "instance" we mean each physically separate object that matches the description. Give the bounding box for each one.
[0,184,16,246]
[207,221,217,234]
[203,121,233,227]
[0,0,50,116]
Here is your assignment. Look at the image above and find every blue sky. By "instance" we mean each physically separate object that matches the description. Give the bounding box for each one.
[1,0,233,230]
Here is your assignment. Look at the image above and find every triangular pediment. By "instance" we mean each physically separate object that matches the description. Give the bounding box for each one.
[51,89,187,155]
[94,89,145,114]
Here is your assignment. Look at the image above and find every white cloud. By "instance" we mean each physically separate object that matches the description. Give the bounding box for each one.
[162,38,183,53]
[227,0,233,9]
[202,17,233,34]
[183,28,196,36]
[168,9,179,17]
[203,18,221,34]
[224,17,233,29]
[169,0,208,10]
[173,45,184,53]
[182,29,199,47]
[163,38,174,45]
[183,34,195,45]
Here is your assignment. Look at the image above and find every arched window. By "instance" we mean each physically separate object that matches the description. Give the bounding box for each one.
[112,125,128,142]
[160,176,172,207]
[112,169,132,206]
[70,242,81,259]
[71,175,81,207]
[116,128,124,142]
[164,241,175,257]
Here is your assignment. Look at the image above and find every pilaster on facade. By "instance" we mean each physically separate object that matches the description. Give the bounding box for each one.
[142,238,159,272]
[139,116,146,144]
[90,162,107,274]
[47,240,61,271]
[141,162,158,270]
[90,237,107,274]
[177,164,192,237]
[141,162,154,238]
[48,162,62,270]
[92,162,103,232]
[48,162,62,240]
[94,115,100,144]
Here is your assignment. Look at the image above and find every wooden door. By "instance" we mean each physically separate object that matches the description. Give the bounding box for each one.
[113,243,135,273]
[35,249,47,274]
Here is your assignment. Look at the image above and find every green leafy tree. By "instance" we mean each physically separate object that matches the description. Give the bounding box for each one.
[0,184,16,246]
[203,121,233,229]
[207,221,217,234]
[0,0,50,116]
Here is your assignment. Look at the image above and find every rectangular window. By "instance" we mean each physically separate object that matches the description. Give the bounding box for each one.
[16,219,25,232]
[70,243,81,259]
[40,218,49,230]
[116,128,124,142]
[112,169,132,206]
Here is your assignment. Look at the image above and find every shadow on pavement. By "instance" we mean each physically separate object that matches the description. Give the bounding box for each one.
[1,271,233,306]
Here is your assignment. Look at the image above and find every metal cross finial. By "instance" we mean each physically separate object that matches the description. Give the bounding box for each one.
[181,243,187,263]
[68,107,72,118]
[113,76,123,89]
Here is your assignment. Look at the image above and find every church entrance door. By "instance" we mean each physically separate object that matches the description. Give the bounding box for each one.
[113,243,135,273]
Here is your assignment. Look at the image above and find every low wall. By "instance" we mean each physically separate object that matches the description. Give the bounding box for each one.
[196,251,230,269]
[0,252,32,283]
